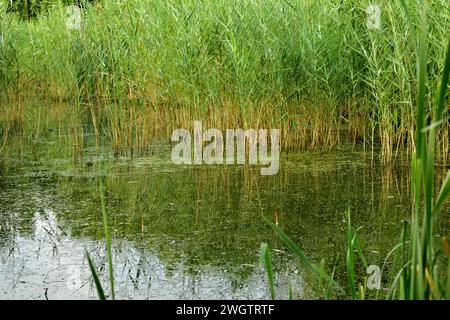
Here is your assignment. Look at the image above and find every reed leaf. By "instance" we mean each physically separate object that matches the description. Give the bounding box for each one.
[86,251,106,300]
[259,242,276,300]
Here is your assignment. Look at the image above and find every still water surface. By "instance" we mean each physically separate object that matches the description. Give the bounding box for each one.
[0,139,437,299]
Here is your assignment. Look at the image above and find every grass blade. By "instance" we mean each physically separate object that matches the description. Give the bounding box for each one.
[259,242,276,300]
[86,251,106,300]
[435,39,450,119]
[268,221,343,293]
[434,171,450,216]
[99,177,115,300]
[346,212,356,299]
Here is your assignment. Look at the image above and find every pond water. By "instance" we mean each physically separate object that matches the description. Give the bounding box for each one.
[0,137,446,299]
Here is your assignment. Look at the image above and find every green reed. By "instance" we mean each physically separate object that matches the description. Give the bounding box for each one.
[0,0,448,162]
[86,177,115,300]
[262,0,450,300]
[392,0,450,299]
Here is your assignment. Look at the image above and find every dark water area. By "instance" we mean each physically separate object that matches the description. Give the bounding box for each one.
[0,137,448,299]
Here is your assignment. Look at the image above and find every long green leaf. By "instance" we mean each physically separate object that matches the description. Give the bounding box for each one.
[268,221,343,293]
[259,242,276,300]
[86,251,106,300]
[434,171,450,215]
[100,177,115,300]
[347,212,356,299]
[435,39,450,119]
[352,227,368,269]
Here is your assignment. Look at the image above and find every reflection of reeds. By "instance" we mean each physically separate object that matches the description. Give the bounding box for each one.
[1,0,449,163]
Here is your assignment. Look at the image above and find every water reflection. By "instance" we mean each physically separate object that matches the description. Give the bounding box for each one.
[0,142,446,299]
[0,232,300,299]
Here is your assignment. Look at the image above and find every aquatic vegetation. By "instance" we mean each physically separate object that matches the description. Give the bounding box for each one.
[263,0,450,299]
[259,243,275,299]
[0,0,448,162]
[392,0,450,299]
[263,210,364,299]
[86,177,115,300]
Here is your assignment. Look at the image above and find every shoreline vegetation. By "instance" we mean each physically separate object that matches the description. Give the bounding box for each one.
[261,0,450,300]
[0,0,448,163]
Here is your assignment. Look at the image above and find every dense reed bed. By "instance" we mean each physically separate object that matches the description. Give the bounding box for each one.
[0,0,449,162]
[262,0,450,299]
